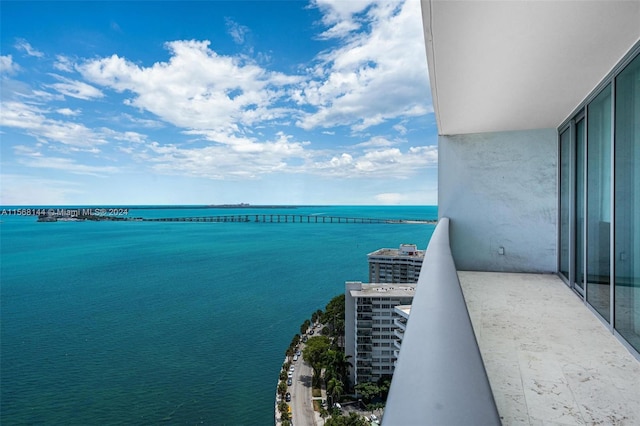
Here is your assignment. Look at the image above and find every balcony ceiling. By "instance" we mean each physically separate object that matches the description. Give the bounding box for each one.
[421,0,640,135]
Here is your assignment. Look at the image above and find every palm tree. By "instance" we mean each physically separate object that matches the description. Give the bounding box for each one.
[325,349,353,388]
[327,377,344,404]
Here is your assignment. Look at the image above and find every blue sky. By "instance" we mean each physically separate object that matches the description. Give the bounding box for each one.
[1,0,437,206]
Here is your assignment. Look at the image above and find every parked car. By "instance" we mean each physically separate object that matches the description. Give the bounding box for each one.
[288,371,293,378]
[295,350,301,356]
[287,378,292,386]
[285,392,291,402]
[293,355,298,362]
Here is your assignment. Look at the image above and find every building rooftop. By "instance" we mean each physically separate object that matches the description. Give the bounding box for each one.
[349,283,416,298]
[460,271,640,425]
[368,248,425,258]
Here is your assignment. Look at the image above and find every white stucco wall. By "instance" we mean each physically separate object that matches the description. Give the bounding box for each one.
[438,129,557,273]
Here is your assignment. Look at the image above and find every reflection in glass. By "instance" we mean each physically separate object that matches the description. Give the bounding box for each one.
[586,85,612,321]
[575,119,585,291]
[559,129,571,280]
[614,54,640,352]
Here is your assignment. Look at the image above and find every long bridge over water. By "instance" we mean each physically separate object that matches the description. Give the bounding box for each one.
[142,214,436,224]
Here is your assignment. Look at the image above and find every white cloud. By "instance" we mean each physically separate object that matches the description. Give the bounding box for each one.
[15,38,44,57]
[13,146,120,176]
[47,75,104,100]
[308,144,437,178]
[1,101,107,148]
[311,0,374,39]
[79,40,302,135]
[56,108,81,116]
[296,0,431,132]
[354,136,396,148]
[143,131,310,179]
[226,18,249,44]
[0,55,20,74]
[53,55,75,72]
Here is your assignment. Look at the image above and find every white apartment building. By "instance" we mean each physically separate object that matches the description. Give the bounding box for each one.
[368,244,424,283]
[344,281,415,386]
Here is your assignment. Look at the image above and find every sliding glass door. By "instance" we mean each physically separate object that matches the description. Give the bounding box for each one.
[575,118,586,293]
[558,46,639,355]
[586,85,612,321]
[614,54,640,351]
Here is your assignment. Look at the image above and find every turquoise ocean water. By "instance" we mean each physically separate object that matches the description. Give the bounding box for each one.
[1,205,436,425]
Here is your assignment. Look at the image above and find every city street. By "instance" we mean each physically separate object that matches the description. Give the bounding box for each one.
[289,352,316,426]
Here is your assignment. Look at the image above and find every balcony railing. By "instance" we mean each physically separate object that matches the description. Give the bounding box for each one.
[383,218,500,425]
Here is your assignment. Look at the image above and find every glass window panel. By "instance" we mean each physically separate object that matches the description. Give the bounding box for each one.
[614,53,640,352]
[559,128,571,280]
[575,119,585,291]
[586,84,612,321]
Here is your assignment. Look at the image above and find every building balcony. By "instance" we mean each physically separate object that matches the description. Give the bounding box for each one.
[384,218,640,425]
[459,270,640,425]
[393,317,407,330]
[393,328,404,340]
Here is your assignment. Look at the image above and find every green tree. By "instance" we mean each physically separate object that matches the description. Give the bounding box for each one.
[327,377,344,403]
[300,319,311,335]
[319,406,330,424]
[324,349,352,387]
[278,380,288,396]
[303,335,331,387]
[354,382,381,404]
[325,412,369,426]
[377,375,392,400]
[311,309,321,324]
[278,401,291,422]
[285,346,295,362]
[321,294,345,343]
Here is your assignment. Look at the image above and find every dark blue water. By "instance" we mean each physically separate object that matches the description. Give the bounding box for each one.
[1,206,436,425]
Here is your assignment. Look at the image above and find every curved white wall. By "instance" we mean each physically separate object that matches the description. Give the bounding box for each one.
[438,128,557,272]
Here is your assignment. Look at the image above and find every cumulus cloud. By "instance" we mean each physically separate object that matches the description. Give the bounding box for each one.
[0,55,20,74]
[296,0,431,132]
[307,144,437,178]
[15,38,44,57]
[79,40,302,140]
[311,0,373,39]
[142,131,311,179]
[3,0,435,190]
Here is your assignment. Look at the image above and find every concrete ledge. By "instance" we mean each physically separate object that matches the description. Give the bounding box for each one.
[384,219,500,425]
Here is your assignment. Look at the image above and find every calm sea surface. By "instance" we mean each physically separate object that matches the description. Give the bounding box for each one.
[1,205,436,425]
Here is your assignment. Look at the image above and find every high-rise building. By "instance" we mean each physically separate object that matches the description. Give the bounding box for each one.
[344,281,415,386]
[385,2,640,425]
[368,244,424,283]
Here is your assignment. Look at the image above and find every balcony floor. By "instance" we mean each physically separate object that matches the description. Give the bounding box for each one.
[459,271,640,426]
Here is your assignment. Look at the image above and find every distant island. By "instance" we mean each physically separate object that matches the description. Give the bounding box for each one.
[37,213,142,222]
